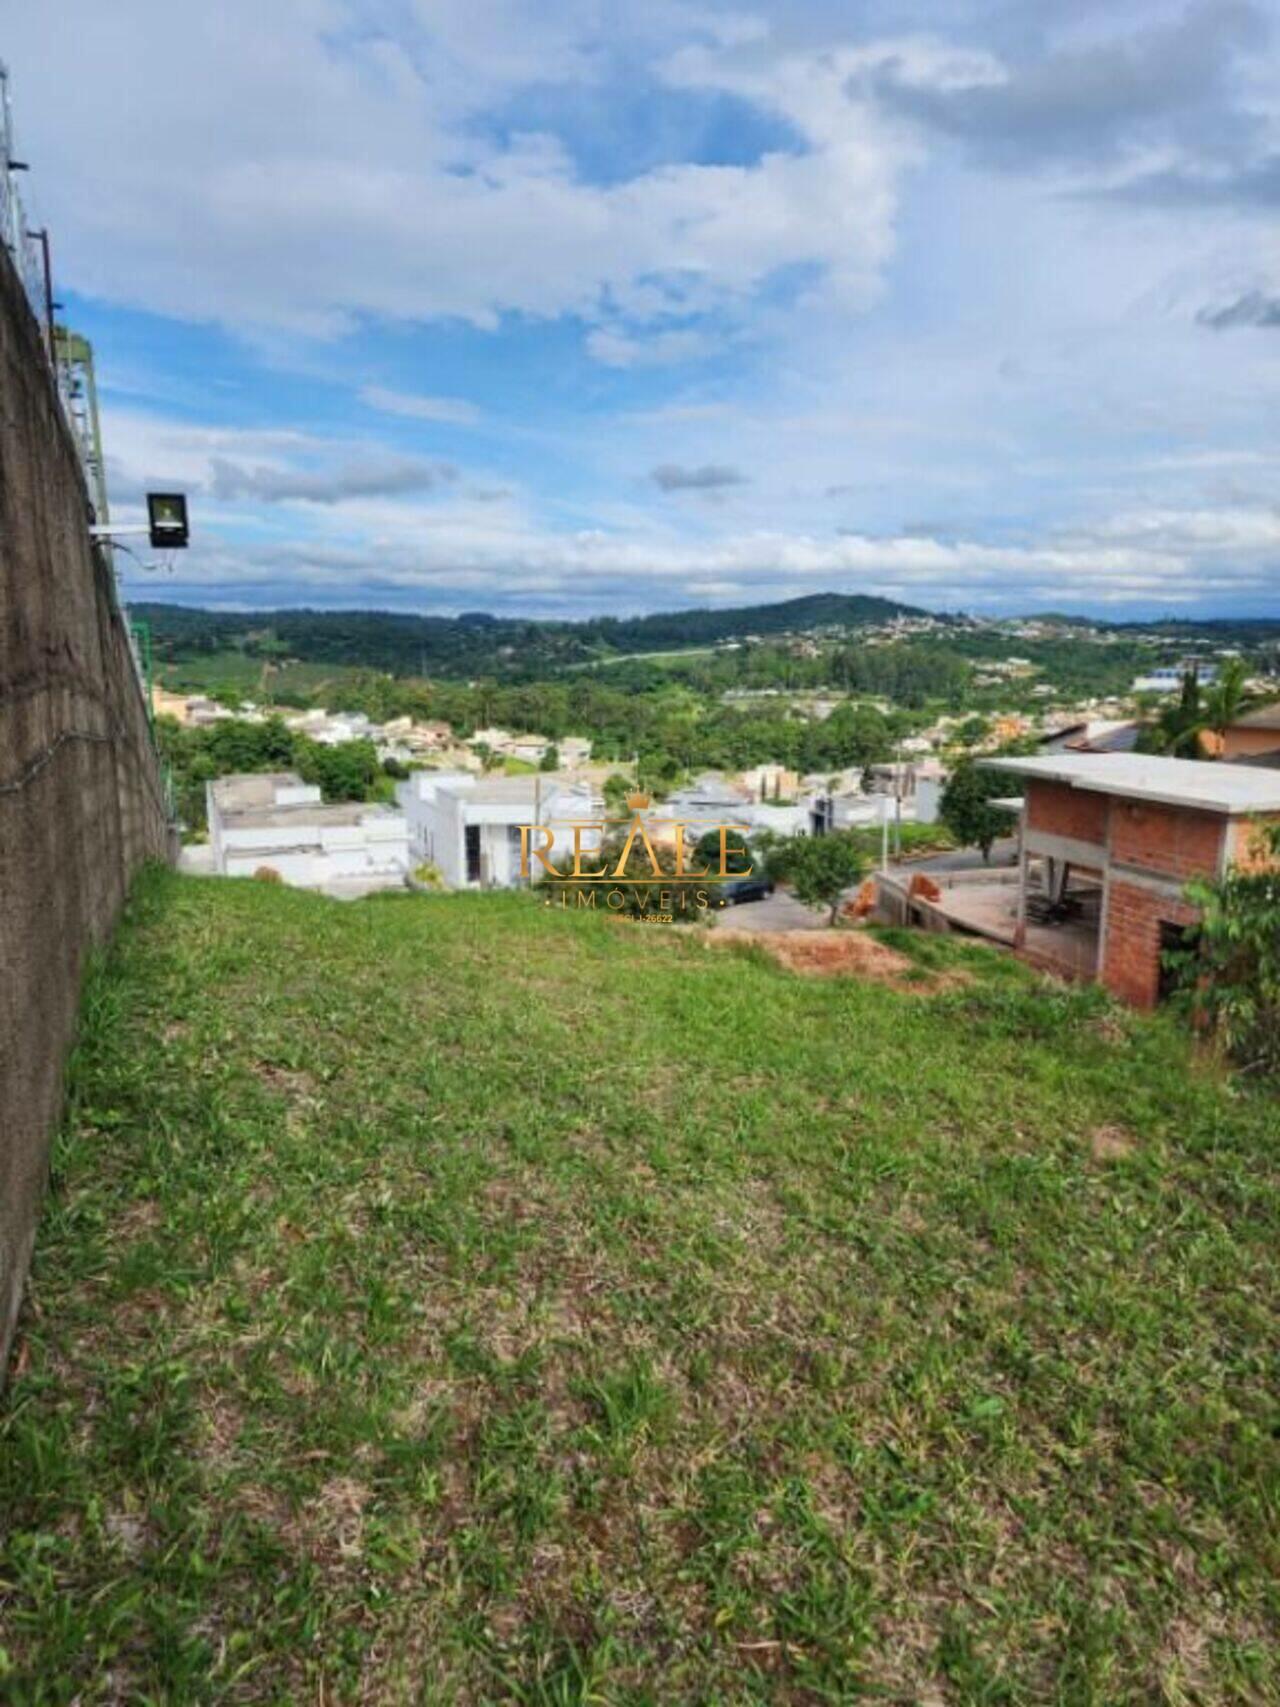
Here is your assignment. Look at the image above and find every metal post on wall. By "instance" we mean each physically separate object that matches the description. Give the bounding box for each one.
[29,225,55,363]
[131,619,155,730]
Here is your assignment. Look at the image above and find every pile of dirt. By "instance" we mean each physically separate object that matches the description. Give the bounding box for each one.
[707,927,956,989]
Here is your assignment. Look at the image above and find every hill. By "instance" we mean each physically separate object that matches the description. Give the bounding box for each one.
[2,870,1276,1700]
[131,591,926,681]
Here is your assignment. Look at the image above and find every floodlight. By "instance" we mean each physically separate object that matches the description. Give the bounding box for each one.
[147,492,189,549]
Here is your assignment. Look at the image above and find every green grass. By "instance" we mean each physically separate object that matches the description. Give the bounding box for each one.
[1,869,1277,1703]
[566,646,720,670]
[158,654,370,705]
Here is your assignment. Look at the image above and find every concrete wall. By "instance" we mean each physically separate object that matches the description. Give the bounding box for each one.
[0,246,170,1370]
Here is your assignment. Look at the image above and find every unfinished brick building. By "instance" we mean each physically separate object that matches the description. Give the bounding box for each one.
[984,755,1280,1008]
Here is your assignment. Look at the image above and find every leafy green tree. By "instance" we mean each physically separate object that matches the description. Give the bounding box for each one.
[783,832,865,925]
[294,738,380,802]
[1203,658,1250,753]
[540,745,560,772]
[1140,670,1206,757]
[1141,661,1250,759]
[1175,823,1280,1076]
[940,759,1008,861]
[694,828,753,874]
[603,773,632,815]
[955,715,990,748]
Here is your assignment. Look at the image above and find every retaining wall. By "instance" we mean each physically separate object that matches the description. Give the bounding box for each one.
[0,243,171,1371]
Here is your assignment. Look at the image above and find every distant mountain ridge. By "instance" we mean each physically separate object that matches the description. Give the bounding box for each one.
[132,591,928,678]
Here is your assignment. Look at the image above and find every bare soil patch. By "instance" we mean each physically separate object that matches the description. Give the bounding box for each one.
[707,927,960,990]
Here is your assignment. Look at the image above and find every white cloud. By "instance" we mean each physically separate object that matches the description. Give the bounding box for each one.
[361,386,482,425]
[101,397,1280,615]
[12,4,1280,618]
[585,327,717,368]
[4,1,909,339]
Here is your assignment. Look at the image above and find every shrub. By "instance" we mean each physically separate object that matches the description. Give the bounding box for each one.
[939,759,1009,861]
[782,832,866,925]
[1176,822,1280,1078]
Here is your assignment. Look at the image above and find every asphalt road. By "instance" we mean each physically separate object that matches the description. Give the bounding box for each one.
[709,889,822,931]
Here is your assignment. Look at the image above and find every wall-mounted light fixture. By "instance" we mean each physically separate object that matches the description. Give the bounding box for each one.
[146,492,189,549]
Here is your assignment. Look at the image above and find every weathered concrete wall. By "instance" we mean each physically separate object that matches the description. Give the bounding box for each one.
[0,245,170,1370]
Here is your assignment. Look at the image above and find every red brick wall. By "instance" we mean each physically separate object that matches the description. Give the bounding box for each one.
[1025,779,1108,846]
[1109,801,1224,882]
[1229,813,1280,872]
[1100,881,1201,1009]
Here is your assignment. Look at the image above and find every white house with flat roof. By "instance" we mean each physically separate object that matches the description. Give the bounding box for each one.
[396,771,605,888]
[206,773,410,895]
[663,775,817,840]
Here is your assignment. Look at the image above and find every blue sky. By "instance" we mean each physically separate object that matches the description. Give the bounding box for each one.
[7,0,1280,618]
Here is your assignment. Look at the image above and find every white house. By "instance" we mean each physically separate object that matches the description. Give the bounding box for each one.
[507,735,550,766]
[206,773,410,895]
[558,736,593,767]
[1133,662,1219,694]
[396,771,605,888]
[741,763,799,800]
[312,711,376,747]
[664,775,816,840]
[468,726,514,754]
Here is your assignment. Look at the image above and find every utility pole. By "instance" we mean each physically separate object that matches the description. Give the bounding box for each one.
[881,792,890,873]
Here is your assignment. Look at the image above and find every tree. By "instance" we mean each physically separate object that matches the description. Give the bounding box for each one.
[955,714,990,748]
[295,737,380,802]
[1141,660,1250,759]
[939,759,1008,861]
[540,745,560,772]
[783,832,865,925]
[603,773,632,816]
[1176,823,1280,1077]
[1201,658,1249,754]
[694,827,752,873]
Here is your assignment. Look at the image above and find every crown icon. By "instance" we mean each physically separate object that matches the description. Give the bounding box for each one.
[626,791,650,811]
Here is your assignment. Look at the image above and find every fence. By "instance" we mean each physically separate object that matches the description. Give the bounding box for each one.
[1,60,110,525]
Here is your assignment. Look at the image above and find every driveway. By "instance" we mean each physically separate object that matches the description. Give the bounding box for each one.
[709,889,831,931]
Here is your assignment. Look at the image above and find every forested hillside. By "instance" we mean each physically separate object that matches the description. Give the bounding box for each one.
[132,592,925,681]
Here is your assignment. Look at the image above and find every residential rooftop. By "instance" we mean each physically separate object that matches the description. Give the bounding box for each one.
[209,772,308,814]
[210,771,401,831]
[982,752,1280,816]
[427,771,598,805]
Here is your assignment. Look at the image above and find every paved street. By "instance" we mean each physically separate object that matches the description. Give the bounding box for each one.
[709,888,823,930]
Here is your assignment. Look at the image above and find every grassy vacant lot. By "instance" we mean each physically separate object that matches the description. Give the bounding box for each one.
[2,872,1277,1704]
[158,653,370,705]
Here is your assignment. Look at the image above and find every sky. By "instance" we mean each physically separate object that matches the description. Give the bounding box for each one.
[5,0,1280,620]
